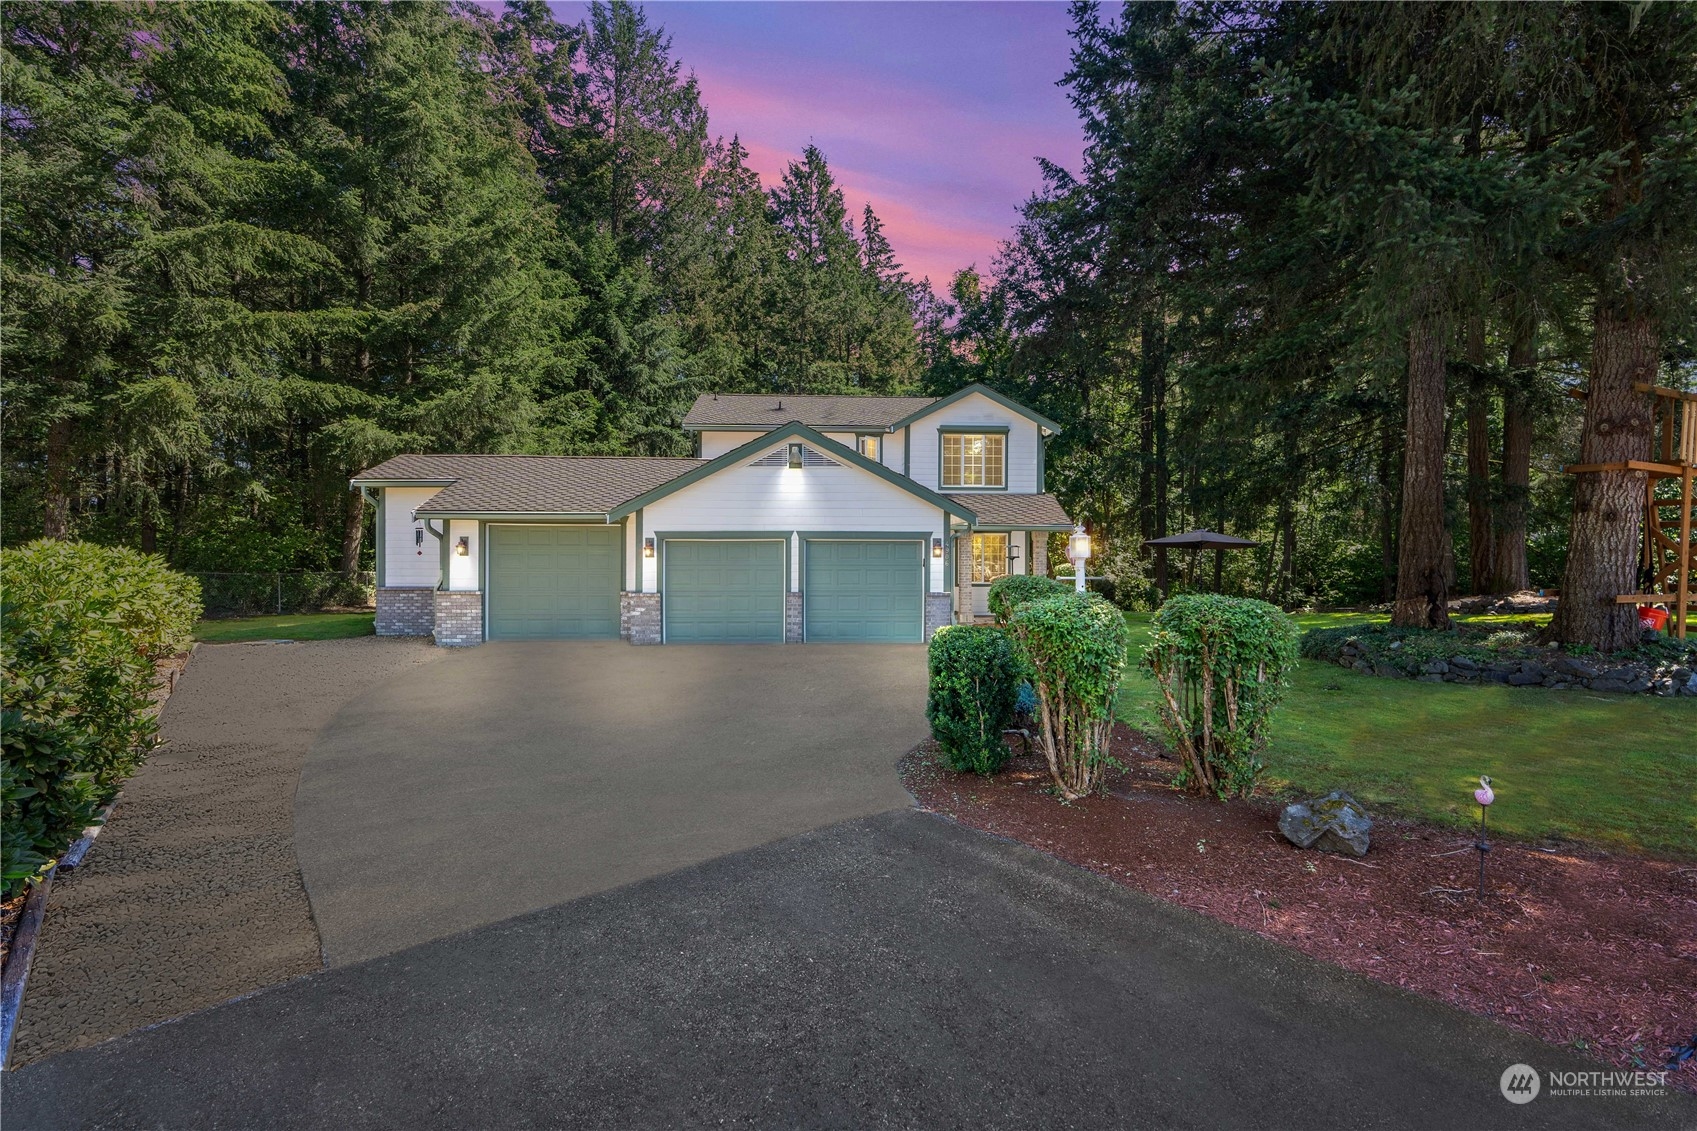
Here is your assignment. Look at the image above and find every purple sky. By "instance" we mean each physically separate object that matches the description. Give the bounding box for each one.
[554,2,1086,289]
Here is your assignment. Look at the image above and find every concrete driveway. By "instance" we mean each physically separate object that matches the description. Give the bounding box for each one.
[295,641,927,965]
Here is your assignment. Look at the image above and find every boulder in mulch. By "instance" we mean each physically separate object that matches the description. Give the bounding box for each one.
[1278,791,1373,857]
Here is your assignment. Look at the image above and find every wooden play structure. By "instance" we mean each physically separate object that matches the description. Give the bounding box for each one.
[1567,383,1695,639]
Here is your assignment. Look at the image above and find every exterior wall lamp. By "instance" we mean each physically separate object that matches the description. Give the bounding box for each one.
[788,442,804,469]
[932,537,943,559]
[1068,524,1091,593]
[455,536,470,557]
[643,536,656,559]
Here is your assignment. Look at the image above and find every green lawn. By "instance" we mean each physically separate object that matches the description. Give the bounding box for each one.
[1118,612,1697,858]
[194,612,375,643]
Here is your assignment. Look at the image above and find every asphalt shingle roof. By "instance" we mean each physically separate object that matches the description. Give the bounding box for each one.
[945,493,1072,529]
[681,393,938,431]
[353,454,701,515]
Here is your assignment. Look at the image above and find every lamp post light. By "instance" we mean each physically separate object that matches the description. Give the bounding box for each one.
[1068,524,1091,594]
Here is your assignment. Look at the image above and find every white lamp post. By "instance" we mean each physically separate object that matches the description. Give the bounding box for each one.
[1067,524,1091,593]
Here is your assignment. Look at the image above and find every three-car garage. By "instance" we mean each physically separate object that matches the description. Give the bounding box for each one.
[478,527,930,644]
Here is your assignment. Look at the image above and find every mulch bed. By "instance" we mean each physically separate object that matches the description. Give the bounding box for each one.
[902,724,1697,1093]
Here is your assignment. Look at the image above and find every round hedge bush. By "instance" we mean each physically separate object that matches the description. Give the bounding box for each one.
[925,624,1022,775]
[1006,592,1130,799]
[987,573,1069,625]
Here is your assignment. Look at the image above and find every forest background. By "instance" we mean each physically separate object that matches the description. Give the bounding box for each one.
[5,1,1693,648]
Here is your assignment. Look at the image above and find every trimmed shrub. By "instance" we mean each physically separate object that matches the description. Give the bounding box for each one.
[2,541,202,896]
[1141,594,1299,799]
[926,624,1022,775]
[1006,593,1130,800]
[987,573,1069,625]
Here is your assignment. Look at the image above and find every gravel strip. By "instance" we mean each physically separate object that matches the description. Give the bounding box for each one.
[10,637,441,1066]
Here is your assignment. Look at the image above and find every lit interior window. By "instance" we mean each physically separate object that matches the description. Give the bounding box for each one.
[942,433,1004,488]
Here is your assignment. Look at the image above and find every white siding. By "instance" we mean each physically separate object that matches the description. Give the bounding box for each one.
[447,519,480,591]
[383,487,444,588]
[885,429,906,473]
[699,430,765,458]
[904,393,1042,493]
[639,438,950,593]
[624,514,638,590]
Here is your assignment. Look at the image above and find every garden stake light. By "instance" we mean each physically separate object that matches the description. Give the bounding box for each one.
[1473,775,1494,899]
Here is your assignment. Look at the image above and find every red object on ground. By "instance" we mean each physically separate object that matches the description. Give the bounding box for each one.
[1640,607,1669,632]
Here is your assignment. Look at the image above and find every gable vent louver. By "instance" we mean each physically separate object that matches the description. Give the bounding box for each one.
[751,444,839,468]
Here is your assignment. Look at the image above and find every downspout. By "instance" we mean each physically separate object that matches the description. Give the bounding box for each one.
[360,487,384,589]
[425,519,448,590]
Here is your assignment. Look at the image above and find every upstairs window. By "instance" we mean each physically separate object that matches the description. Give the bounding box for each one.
[941,432,1005,489]
[857,434,881,461]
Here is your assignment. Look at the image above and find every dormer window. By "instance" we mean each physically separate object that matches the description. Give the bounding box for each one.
[857,434,881,461]
[941,431,1005,489]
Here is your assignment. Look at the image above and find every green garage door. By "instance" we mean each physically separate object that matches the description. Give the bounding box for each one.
[805,540,924,643]
[663,540,785,643]
[486,525,621,641]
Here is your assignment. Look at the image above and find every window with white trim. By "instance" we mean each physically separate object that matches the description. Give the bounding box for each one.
[941,433,1005,488]
[970,533,1010,584]
[857,434,881,460]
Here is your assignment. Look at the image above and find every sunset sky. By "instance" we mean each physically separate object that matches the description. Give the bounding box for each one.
[555,1,1086,289]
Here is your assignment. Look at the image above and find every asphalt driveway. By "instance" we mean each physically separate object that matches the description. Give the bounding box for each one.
[295,641,928,965]
[7,810,1687,1130]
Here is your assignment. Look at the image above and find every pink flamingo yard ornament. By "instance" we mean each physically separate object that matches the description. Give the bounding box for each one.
[1474,776,1494,899]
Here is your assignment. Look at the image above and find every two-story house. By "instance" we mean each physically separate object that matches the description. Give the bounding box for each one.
[352,384,1073,645]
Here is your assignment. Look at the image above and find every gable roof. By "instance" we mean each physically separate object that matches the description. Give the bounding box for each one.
[607,422,979,524]
[351,455,701,517]
[681,393,937,432]
[885,383,1064,435]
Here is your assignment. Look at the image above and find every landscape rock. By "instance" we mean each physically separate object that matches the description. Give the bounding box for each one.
[1551,657,1600,680]
[1420,660,1449,675]
[1278,791,1373,857]
[1449,655,1479,671]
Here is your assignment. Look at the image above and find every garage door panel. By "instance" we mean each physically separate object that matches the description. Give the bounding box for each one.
[805,540,923,643]
[487,525,621,641]
[664,540,785,643]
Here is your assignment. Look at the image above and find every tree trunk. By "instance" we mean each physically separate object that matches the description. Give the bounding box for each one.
[1464,318,1495,594]
[1550,310,1657,650]
[1489,309,1536,592]
[1377,427,1397,602]
[42,417,74,540]
[339,488,366,579]
[1392,312,1452,628]
[1153,362,1170,603]
[1271,491,1297,608]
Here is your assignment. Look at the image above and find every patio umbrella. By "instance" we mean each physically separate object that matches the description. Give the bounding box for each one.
[1142,529,1261,598]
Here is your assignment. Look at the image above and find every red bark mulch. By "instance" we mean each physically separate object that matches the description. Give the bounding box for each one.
[902,724,1697,1093]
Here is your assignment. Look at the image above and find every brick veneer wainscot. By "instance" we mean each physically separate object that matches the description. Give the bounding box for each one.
[433,591,482,646]
[621,592,661,644]
[376,587,434,636]
[924,594,952,641]
[785,592,804,643]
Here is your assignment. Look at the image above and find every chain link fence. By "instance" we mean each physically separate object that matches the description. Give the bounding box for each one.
[186,571,375,618]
